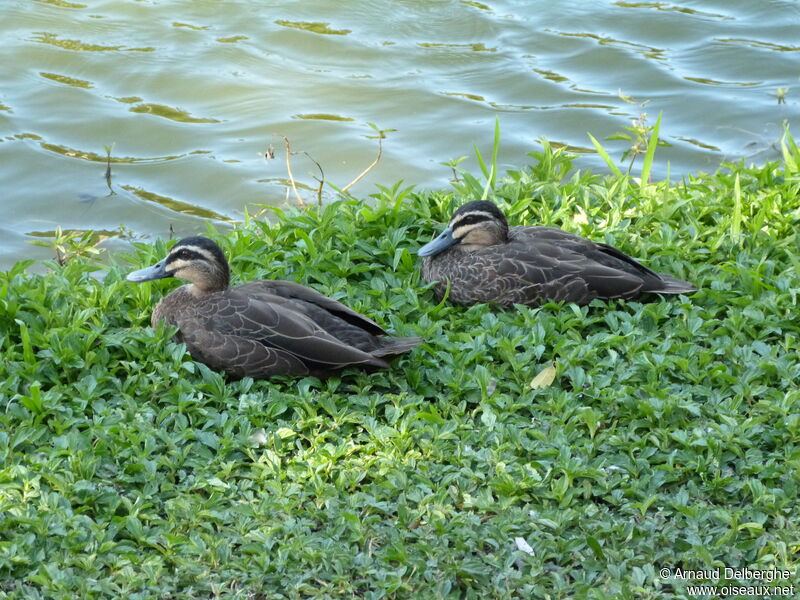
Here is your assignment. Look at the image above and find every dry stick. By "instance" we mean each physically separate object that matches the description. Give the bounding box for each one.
[341,135,383,193]
[315,179,324,206]
[276,135,305,206]
[300,151,325,206]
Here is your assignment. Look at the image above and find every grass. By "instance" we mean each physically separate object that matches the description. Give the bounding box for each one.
[1,139,800,599]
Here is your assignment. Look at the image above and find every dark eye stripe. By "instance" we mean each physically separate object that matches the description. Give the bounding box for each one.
[453,212,493,227]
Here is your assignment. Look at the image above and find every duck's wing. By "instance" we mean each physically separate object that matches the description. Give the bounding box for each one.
[237,280,388,336]
[180,318,313,378]
[487,226,655,303]
[179,290,390,377]
[487,253,643,304]
[515,227,696,294]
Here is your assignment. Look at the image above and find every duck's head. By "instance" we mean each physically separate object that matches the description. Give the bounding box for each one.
[126,236,230,293]
[417,200,509,257]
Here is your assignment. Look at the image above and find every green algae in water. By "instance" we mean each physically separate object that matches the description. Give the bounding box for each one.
[129,104,219,124]
[274,20,351,35]
[40,72,93,89]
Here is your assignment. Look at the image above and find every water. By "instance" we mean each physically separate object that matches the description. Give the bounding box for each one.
[1,0,798,268]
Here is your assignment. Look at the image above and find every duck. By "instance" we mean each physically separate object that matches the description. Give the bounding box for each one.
[418,200,697,306]
[126,236,421,378]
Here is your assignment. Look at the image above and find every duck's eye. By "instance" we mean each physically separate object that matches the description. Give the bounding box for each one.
[175,249,192,260]
[456,215,484,226]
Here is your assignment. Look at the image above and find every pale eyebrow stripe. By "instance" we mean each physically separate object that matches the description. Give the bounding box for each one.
[167,258,191,271]
[170,245,216,264]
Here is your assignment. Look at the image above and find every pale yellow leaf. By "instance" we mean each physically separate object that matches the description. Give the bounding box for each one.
[276,427,296,439]
[530,363,557,389]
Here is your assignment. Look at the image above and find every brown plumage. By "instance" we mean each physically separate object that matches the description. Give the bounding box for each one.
[418,201,697,306]
[127,236,421,378]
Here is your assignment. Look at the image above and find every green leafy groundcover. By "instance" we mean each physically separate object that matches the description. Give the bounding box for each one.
[1,148,799,599]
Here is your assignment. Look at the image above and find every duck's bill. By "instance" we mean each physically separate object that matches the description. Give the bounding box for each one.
[417,226,458,257]
[126,259,168,282]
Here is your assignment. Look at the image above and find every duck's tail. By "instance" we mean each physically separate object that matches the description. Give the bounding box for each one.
[649,274,698,295]
[372,336,423,359]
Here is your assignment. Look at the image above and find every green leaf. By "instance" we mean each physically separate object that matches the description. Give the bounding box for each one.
[731,173,742,244]
[588,133,623,177]
[586,536,605,560]
[19,381,44,414]
[639,111,662,185]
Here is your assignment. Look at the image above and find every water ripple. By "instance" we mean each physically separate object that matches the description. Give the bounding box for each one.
[34,0,87,8]
[613,2,732,20]
[418,42,497,52]
[716,38,800,52]
[122,185,234,221]
[2,0,798,268]
[172,22,210,31]
[30,32,154,52]
[217,36,249,44]
[676,137,722,152]
[293,113,355,122]
[461,1,492,10]
[553,30,667,61]
[683,76,761,88]
[39,141,192,164]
